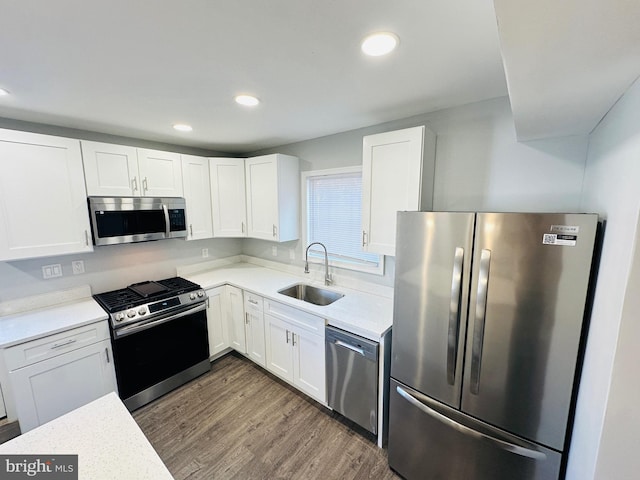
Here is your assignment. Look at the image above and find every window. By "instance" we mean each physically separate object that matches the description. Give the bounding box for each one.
[302,167,383,274]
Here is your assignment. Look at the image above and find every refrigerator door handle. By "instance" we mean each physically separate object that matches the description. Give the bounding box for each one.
[396,385,546,460]
[470,249,491,395]
[447,247,465,385]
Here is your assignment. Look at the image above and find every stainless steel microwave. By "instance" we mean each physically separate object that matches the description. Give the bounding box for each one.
[88,197,188,246]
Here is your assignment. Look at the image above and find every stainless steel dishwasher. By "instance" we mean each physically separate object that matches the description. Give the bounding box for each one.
[326,326,379,434]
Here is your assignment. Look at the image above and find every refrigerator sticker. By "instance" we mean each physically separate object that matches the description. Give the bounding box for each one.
[550,225,580,234]
[543,233,578,246]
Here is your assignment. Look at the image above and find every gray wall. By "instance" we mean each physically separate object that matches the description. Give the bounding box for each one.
[245,96,588,286]
[0,96,589,299]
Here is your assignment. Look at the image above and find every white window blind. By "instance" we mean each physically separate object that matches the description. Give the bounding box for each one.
[306,170,380,268]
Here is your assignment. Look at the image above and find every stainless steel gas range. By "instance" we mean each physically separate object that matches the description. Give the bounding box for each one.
[94,276,210,411]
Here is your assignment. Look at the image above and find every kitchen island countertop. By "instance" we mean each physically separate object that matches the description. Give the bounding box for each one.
[0,392,173,480]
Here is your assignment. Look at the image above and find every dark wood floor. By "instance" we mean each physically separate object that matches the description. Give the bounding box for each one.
[133,353,400,480]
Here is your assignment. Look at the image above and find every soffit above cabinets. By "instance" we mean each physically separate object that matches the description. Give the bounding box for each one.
[494,0,640,141]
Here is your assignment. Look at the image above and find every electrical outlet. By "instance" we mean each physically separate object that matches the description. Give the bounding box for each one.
[272,246,278,257]
[202,248,209,258]
[42,264,63,279]
[72,260,85,275]
[289,249,295,260]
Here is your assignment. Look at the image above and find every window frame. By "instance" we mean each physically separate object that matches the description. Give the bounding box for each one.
[301,166,384,276]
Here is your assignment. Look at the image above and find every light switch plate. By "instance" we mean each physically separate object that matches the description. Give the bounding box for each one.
[272,246,278,257]
[202,248,209,258]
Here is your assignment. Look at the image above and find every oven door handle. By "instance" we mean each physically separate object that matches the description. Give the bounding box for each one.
[114,302,207,338]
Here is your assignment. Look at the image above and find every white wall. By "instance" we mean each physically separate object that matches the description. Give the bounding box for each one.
[246,96,588,285]
[568,76,640,480]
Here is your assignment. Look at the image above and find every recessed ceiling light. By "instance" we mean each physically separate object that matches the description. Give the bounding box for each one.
[361,32,399,57]
[235,94,260,107]
[173,124,193,132]
[0,88,9,96]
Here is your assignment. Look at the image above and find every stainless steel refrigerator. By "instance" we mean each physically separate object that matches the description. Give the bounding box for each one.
[388,212,598,480]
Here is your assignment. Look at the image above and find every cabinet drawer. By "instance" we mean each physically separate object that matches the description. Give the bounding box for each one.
[264,299,324,336]
[4,321,110,371]
[245,292,264,312]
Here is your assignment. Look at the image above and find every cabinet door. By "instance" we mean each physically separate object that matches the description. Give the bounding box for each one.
[182,154,213,240]
[0,129,93,260]
[137,148,184,197]
[264,313,294,382]
[362,126,425,256]
[210,158,247,237]
[0,383,6,418]
[225,285,246,353]
[292,327,326,403]
[245,155,279,240]
[245,307,266,367]
[9,339,117,432]
[206,286,229,357]
[81,141,139,196]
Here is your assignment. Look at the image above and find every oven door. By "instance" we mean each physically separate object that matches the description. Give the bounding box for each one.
[110,302,209,409]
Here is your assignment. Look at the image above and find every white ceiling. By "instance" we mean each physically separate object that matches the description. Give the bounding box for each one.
[0,1,637,153]
[0,0,506,153]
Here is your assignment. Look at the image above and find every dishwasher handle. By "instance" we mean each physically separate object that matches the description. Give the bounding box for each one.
[333,339,366,356]
[325,326,378,362]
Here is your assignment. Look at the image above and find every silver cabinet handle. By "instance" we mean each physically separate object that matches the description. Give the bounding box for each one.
[272,225,277,238]
[189,224,193,236]
[245,313,250,324]
[51,339,77,349]
[396,385,546,460]
[142,177,148,193]
[292,332,296,347]
[241,222,245,234]
[132,177,138,192]
[286,329,290,344]
[447,247,464,385]
[470,249,491,395]
[362,230,367,247]
[84,230,90,246]
[105,347,110,363]
[248,299,259,305]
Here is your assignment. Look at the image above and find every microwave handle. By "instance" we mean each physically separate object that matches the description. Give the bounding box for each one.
[162,204,170,237]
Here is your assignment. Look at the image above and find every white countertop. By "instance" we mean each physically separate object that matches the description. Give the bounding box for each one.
[0,392,173,480]
[0,298,108,348]
[186,263,393,340]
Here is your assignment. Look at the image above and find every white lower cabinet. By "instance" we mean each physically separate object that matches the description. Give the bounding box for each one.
[225,285,246,353]
[2,321,117,432]
[244,293,266,367]
[264,299,326,404]
[205,286,229,358]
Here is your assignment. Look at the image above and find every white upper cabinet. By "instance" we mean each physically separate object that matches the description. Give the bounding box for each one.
[0,129,93,261]
[181,154,213,240]
[361,125,436,256]
[81,141,140,196]
[209,157,247,237]
[137,148,183,197]
[82,142,184,197]
[245,154,299,242]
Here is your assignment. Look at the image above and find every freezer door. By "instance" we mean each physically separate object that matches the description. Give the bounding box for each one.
[462,213,598,450]
[388,379,562,480]
[391,211,475,408]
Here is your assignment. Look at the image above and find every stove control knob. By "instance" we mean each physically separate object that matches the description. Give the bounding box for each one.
[127,309,136,318]
[138,308,146,316]
[197,291,205,298]
[190,293,197,300]
[115,313,125,322]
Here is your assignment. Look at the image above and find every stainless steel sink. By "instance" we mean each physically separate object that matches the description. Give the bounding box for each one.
[277,283,344,306]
